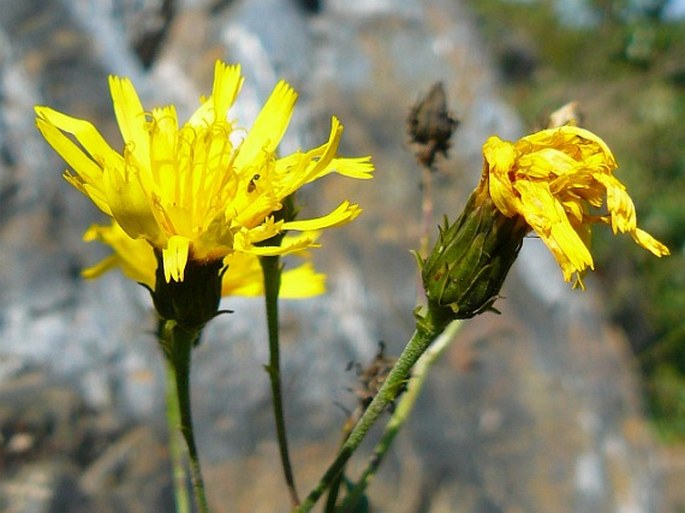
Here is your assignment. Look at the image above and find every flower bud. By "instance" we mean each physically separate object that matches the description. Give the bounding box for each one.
[419,179,529,319]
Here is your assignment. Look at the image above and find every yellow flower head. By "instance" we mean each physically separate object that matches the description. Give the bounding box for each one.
[82,221,325,298]
[483,126,669,287]
[35,61,373,283]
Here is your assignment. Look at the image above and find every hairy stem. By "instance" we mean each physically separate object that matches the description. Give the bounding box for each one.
[293,306,452,512]
[164,348,191,513]
[340,320,462,512]
[261,255,301,507]
[161,321,211,513]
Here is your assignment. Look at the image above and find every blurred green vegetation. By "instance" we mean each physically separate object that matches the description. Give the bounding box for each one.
[467,0,685,440]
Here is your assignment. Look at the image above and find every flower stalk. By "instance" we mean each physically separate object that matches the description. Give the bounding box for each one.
[261,252,301,507]
[294,304,454,513]
[338,320,463,512]
[407,81,459,260]
[163,327,191,513]
[159,320,210,513]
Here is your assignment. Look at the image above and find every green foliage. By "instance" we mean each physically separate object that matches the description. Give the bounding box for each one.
[468,0,685,439]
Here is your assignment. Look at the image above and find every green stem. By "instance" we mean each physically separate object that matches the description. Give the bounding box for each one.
[163,339,191,513]
[419,163,434,260]
[161,321,211,513]
[293,305,453,513]
[261,255,301,507]
[323,471,344,513]
[339,320,462,512]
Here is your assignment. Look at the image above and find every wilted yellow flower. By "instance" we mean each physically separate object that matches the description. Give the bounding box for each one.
[483,126,669,287]
[82,221,325,298]
[420,125,669,320]
[35,61,373,284]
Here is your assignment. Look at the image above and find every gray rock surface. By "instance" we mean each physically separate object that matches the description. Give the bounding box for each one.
[0,0,665,512]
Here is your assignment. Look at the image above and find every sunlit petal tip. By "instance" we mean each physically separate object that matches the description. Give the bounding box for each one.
[632,228,670,257]
[108,76,150,164]
[214,60,241,81]
[82,225,100,242]
[81,255,119,280]
[328,156,375,179]
[211,61,244,117]
[327,117,345,146]
[34,105,54,122]
[34,107,120,182]
[345,204,363,222]
[232,78,297,169]
[282,201,361,232]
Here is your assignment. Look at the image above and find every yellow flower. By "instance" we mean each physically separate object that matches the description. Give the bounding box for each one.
[35,61,373,283]
[83,221,325,298]
[483,126,669,287]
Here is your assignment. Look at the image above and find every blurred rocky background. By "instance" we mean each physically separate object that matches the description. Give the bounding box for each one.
[0,0,682,512]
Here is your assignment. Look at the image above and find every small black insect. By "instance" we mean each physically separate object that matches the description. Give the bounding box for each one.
[247,173,260,193]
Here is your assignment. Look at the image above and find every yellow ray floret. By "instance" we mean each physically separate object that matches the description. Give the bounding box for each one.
[82,221,325,298]
[482,126,669,288]
[35,60,373,283]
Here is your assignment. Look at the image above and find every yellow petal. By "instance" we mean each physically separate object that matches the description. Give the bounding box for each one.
[566,126,617,166]
[631,228,670,257]
[280,262,326,297]
[103,163,161,242]
[515,180,594,281]
[220,251,263,296]
[483,136,520,217]
[268,118,347,201]
[518,148,576,178]
[237,217,285,247]
[188,62,244,126]
[83,223,157,287]
[521,126,616,168]
[593,173,637,233]
[109,76,150,168]
[245,236,318,256]
[283,201,361,231]
[149,105,179,192]
[327,156,375,179]
[34,117,103,183]
[163,235,190,282]
[35,106,121,163]
[210,62,244,122]
[34,116,114,216]
[81,254,120,280]
[224,263,325,298]
[300,117,344,185]
[234,80,297,169]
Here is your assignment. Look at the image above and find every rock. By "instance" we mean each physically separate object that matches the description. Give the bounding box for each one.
[80,426,173,513]
[0,460,83,513]
[0,370,172,513]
